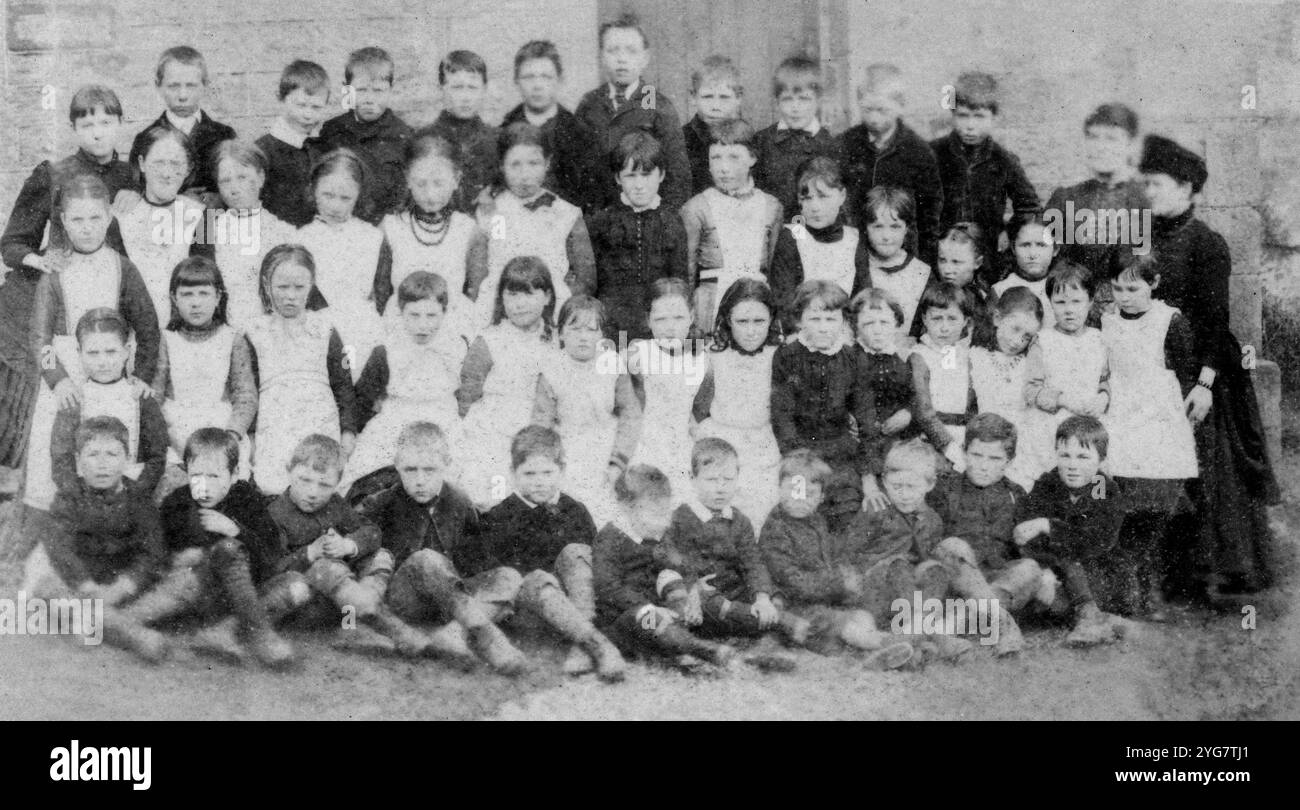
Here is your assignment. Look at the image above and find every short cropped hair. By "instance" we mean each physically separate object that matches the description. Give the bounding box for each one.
[691,55,742,95]
[1045,260,1095,299]
[1057,415,1109,461]
[778,449,832,488]
[791,279,849,319]
[439,50,487,84]
[774,55,822,98]
[992,284,1044,323]
[611,130,663,175]
[345,46,395,85]
[511,425,564,470]
[599,13,649,49]
[76,415,130,454]
[155,46,208,85]
[1085,103,1139,138]
[953,71,999,114]
[614,464,671,505]
[849,287,905,328]
[287,433,343,476]
[278,60,329,101]
[183,427,240,473]
[395,422,451,465]
[707,118,756,153]
[860,63,905,106]
[964,412,1018,458]
[939,222,987,263]
[691,437,738,477]
[69,85,123,123]
[883,439,937,483]
[396,270,448,310]
[515,40,562,78]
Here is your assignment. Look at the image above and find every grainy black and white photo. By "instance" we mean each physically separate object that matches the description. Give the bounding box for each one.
[0,0,1295,727]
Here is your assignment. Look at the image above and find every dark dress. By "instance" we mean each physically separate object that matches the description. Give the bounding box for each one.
[1145,206,1280,592]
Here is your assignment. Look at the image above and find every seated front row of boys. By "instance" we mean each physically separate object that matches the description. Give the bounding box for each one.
[25,402,1135,676]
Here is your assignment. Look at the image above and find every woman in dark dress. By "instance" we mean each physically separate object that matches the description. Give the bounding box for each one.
[1135,134,1281,600]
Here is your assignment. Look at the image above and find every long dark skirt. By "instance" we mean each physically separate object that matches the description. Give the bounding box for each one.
[1182,353,1281,592]
[0,360,38,468]
[0,266,43,468]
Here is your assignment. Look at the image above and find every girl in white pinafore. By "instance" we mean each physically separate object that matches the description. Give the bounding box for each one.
[693,279,782,524]
[533,297,642,526]
[456,256,558,508]
[115,127,205,330]
[245,244,355,495]
[379,132,488,343]
[342,277,467,492]
[910,335,972,453]
[475,125,595,330]
[24,180,162,511]
[970,288,1055,489]
[296,150,388,383]
[1101,300,1199,482]
[153,257,258,476]
[629,279,708,505]
[1025,324,1109,470]
[680,178,783,329]
[209,140,297,329]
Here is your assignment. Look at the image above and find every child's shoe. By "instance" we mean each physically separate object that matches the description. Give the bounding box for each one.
[562,644,596,676]
[246,626,295,669]
[423,621,479,671]
[191,616,247,663]
[1066,602,1114,646]
[468,623,527,676]
[366,605,431,658]
[103,614,170,664]
[864,641,914,670]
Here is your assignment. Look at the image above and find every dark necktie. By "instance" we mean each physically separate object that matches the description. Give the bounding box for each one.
[523,192,557,211]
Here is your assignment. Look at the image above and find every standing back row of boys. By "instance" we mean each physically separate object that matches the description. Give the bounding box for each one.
[0,14,1279,679]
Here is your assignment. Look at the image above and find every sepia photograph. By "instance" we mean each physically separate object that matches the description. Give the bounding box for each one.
[0,0,1294,752]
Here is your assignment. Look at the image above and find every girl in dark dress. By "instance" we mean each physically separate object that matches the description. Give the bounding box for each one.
[1135,134,1281,600]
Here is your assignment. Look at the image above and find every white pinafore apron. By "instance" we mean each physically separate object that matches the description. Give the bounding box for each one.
[380,210,480,340]
[160,326,252,476]
[704,188,768,325]
[297,217,386,383]
[457,325,554,508]
[790,222,859,296]
[910,337,971,450]
[970,346,1055,489]
[477,194,576,330]
[541,350,624,526]
[118,196,203,329]
[341,331,466,491]
[215,209,296,330]
[1102,302,1199,480]
[23,250,125,510]
[246,312,341,495]
[631,340,707,506]
[696,346,781,525]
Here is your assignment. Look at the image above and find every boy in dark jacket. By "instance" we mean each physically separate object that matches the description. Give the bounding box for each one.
[255,60,329,227]
[268,433,427,656]
[318,47,413,224]
[426,50,499,213]
[356,422,525,673]
[929,72,1039,286]
[753,56,843,220]
[130,46,237,205]
[501,40,603,215]
[1014,416,1132,646]
[839,63,942,265]
[594,464,737,670]
[760,450,913,667]
[575,14,693,211]
[926,414,1046,656]
[124,428,298,667]
[27,416,168,662]
[475,426,626,681]
[660,438,811,651]
[682,56,743,196]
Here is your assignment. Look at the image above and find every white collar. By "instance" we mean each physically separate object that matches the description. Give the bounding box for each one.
[165,108,203,135]
[513,491,562,509]
[777,118,822,136]
[798,333,844,356]
[612,514,644,544]
[688,497,733,523]
[269,117,315,149]
[608,80,641,104]
[620,191,661,212]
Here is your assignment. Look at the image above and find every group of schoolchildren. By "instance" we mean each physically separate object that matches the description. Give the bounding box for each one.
[0,12,1280,680]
